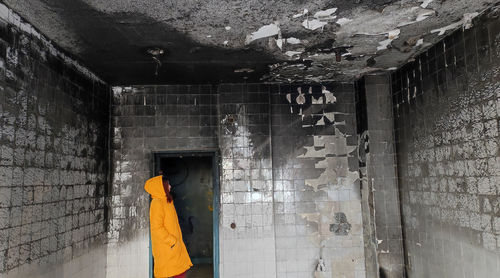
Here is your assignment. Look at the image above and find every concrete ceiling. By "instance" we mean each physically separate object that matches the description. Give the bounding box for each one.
[3,0,498,84]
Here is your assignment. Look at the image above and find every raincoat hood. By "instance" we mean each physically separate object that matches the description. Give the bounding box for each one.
[144,175,166,199]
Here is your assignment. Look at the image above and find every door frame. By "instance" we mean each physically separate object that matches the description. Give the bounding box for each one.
[149,150,220,278]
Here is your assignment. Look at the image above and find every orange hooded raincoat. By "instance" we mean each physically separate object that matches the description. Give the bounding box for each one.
[145,176,192,277]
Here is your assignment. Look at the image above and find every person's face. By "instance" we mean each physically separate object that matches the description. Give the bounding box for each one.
[163,179,171,192]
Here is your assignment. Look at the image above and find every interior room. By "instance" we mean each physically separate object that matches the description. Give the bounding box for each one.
[0,1,499,277]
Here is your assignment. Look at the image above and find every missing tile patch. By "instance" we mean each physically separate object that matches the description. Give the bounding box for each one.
[330,212,352,235]
[221,114,238,135]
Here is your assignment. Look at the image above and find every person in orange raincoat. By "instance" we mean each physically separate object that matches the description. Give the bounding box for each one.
[145,172,193,278]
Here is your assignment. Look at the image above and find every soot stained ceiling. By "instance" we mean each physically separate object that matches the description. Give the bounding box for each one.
[3,0,499,84]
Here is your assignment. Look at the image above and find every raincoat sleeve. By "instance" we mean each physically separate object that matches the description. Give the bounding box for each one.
[150,200,177,247]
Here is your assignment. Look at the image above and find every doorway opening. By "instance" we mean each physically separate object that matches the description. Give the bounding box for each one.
[150,151,220,278]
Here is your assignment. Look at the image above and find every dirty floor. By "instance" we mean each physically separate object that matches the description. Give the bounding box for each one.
[186,264,213,278]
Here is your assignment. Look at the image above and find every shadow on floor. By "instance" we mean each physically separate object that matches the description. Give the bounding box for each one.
[186,264,213,278]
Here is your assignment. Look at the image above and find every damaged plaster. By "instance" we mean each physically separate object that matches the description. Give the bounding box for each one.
[245,23,280,44]
[277,83,366,277]
[330,212,352,235]
[430,12,479,35]
[3,0,498,83]
[262,0,497,82]
[297,134,358,191]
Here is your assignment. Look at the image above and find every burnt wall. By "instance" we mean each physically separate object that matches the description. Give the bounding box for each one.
[355,78,379,278]
[109,83,367,278]
[270,83,365,278]
[108,85,218,276]
[365,74,405,278]
[355,74,405,278]
[392,7,500,277]
[0,8,110,278]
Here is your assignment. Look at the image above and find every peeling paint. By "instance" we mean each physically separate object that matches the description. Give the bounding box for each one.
[286,37,301,44]
[313,8,337,20]
[420,0,434,8]
[431,12,479,36]
[462,12,479,29]
[292,9,308,18]
[302,18,328,31]
[323,87,337,104]
[336,17,352,26]
[430,21,462,36]
[324,112,335,122]
[312,95,323,105]
[377,39,393,51]
[316,116,326,126]
[386,29,400,40]
[277,37,302,49]
[11,0,498,84]
[298,134,357,191]
[296,88,306,104]
[377,29,400,51]
[276,38,283,50]
[245,23,280,44]
[397,9,435,27]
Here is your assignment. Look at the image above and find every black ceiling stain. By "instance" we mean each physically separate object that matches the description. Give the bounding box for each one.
[41,0,281,85]
[7,0,495,85]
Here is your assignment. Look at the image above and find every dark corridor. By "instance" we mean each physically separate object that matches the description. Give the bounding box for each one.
[154,153,217,277]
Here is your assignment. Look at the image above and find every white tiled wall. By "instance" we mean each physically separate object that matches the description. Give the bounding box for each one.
[106,231,149,278]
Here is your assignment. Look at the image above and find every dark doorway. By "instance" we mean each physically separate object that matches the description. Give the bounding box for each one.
[151,152,219,278]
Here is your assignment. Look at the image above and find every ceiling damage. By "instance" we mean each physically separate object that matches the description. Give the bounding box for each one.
[3,0,499,84]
